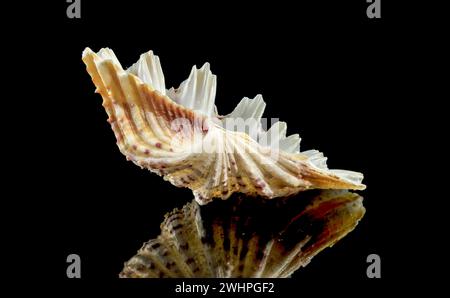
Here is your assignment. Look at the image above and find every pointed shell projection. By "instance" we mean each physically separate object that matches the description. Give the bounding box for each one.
[82,48,365,204]
[120,189,365,278]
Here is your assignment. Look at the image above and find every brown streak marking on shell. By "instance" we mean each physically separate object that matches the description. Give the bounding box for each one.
[104,61,150,154]
[156,96,176,137]
[82,52,127,148]
[300,165,357,190]
[149,88,201,135]
[140,85,167,144]
[127,74,158,152]
[132,80,160,144]
[168,98,184,131]
[150,91,179,137]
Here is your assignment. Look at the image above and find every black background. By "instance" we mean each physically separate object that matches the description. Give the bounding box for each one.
[11,0,434,296]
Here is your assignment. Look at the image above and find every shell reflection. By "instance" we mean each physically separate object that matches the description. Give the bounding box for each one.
[120,190,365,278]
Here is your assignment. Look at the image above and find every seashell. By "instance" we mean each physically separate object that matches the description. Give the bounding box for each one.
[119,189,365,278]
[82,48,365,204]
